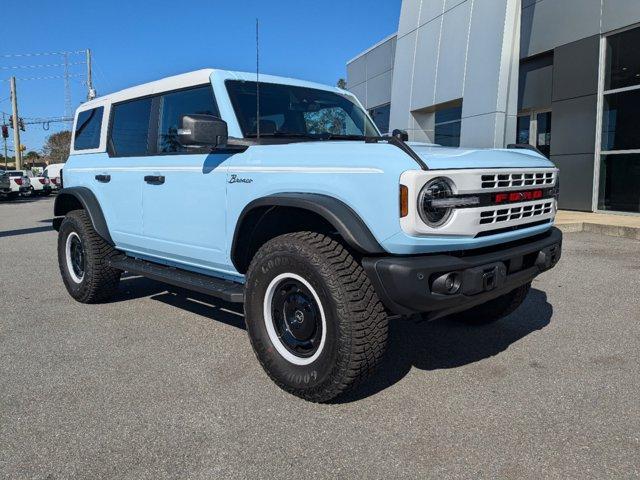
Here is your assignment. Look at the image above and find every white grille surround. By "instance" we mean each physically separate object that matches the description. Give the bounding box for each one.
[399,168,558,237]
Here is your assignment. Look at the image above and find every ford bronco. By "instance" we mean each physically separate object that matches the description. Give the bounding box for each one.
[53,69,561,402]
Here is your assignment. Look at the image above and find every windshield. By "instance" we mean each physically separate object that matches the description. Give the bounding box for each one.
[7,171,24,177]
[226,80,380,139]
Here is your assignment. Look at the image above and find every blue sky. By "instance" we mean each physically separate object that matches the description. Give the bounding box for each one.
[0,0,401,153]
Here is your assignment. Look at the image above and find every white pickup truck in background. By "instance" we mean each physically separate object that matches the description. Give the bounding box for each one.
[0,170,31,199]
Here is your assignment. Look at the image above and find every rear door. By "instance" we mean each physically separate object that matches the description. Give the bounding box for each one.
[140,84,231,272]
[94,98,152,250]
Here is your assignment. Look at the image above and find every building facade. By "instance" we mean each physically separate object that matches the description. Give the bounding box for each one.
[347,0,640,214]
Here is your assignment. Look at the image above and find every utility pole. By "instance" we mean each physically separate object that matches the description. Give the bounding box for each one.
[86,48,95,100]
[63,52,72,128]
[10,76,22,170]
[2,114,8,170]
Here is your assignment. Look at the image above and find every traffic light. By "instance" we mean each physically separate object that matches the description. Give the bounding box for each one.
[1,124,8,139]
[18,118,25,131]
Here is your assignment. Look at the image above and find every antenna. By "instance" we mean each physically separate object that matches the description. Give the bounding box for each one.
[256,18,260,140]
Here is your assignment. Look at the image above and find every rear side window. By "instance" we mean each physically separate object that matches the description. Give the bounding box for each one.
[157,85,219,153]
[109,98,152,156]
[74,107,104,150]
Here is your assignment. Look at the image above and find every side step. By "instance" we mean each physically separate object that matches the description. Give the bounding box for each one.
[108,255,245,303]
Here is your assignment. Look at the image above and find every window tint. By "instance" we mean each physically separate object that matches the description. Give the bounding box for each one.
[157,85,219,153]
[110,98,152,156]
[602,88,640,151]
[74,107,103,150]
[434,102,462,147]
[605,27,640,91]
[368,104,390,134]
[598,154,640,213]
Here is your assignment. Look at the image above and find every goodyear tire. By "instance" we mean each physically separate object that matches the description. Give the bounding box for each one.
[453,282,531,325]
[57,209,121,303]
[245,232,388,403]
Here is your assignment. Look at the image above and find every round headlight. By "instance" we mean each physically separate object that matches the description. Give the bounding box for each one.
[418,177,453,227]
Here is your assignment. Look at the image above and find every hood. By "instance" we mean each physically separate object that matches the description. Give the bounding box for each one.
[408,143,555,170]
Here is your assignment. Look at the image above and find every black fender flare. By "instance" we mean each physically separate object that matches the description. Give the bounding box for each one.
[231,193,385,271]
[53,187,114,246]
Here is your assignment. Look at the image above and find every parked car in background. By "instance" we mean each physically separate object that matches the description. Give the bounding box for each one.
[8,170,52,196]
[43,163,65,191]
[0,170,31,198]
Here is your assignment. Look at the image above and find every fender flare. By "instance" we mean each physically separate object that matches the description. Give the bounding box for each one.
[231,193,385,271]
[53,187,114,246]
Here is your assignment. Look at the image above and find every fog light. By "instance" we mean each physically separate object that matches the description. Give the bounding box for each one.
[432,272,462,295]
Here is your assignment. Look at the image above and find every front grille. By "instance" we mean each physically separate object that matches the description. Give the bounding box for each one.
[481,171,555,189]
[480,202,553,225]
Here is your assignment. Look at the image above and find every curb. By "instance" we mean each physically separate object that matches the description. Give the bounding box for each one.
[557,222,640,241]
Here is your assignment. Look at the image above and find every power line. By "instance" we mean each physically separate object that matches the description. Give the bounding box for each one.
[0,50,85,58]
[0,62,85,70]
[1,73,85,82]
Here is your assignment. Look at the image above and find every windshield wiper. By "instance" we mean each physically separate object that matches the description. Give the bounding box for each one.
[246,132,320,139]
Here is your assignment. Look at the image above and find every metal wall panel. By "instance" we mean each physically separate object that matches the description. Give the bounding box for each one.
[550,95,598,156]
[602,0,640,33]
[347,57,366,88]
[367,70,393,108]
[551,154,595,210]
[520,0,601,58]
[518,57,553,111]
[434,1,470,105]
[552,35,599,102]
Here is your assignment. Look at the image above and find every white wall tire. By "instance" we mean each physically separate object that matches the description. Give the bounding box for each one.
[65,232,85,284]
[263,273,327,366]
[244,231,389,403]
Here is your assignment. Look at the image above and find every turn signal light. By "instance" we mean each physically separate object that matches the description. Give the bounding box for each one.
[400,184,409,218]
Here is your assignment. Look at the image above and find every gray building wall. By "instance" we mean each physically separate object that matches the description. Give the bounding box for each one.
[346,34,396,111]
[388,0,521,148]
[347,0,640,212]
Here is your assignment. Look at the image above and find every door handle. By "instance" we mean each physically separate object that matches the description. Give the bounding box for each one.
[144,175,165,185]
[95,174,111,183]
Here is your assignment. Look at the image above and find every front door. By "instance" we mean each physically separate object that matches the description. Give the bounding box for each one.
[140,85,232,274]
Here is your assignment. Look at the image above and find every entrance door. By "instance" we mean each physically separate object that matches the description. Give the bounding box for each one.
[517,110,552,158]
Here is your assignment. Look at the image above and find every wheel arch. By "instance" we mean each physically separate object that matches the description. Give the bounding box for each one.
[231,193,385,274]
[53,187,114,246]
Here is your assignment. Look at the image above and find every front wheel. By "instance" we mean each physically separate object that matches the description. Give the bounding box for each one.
[244,232,388,403]
[57,210,121,303]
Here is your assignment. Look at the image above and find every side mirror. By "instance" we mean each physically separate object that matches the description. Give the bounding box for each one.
[178,114,228,148]
[392,129,409,142]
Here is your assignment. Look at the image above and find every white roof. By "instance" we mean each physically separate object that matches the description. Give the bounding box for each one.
[79,69,348,112]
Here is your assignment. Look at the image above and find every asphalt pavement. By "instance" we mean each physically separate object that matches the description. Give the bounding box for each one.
[1,195,639,479]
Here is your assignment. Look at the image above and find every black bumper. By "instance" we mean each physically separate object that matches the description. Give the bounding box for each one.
[362,227,562,319]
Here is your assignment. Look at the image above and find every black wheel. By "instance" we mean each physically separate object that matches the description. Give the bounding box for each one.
[452,283,531,325]
[245,232,388,403]
[57,209,121,303]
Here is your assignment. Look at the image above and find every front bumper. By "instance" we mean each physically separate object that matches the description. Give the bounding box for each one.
[362,227,562,319]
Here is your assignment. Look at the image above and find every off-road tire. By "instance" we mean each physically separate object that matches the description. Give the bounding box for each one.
[57,209,121,303]
[453,282,531,325]
[244,232,388,403]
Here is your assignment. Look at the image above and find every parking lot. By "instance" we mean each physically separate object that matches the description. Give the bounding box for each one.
[1,195,639,479]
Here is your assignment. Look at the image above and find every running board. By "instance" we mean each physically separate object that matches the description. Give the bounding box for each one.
[108,255,244,303]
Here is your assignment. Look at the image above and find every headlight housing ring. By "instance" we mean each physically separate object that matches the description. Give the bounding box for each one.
[418,177,454,227]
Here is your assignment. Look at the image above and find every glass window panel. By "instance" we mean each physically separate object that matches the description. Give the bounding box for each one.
[598,154,640,213]
[368,104,390,134]
[158,86,219,153]
[435,105,462,125]
[74,107,103,150]
[110,98,152,156]
[435,121,461,147]
[605,27,640,91]
[602,89,640,151]
[517,115,531,144]
[536,111,552,158]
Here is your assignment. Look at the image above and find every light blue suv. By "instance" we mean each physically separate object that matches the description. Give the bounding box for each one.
[54,69,562,402]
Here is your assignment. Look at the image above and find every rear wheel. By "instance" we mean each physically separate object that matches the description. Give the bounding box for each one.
[452,283,531,325]
[57,210,121,303]
[244,232,388,403]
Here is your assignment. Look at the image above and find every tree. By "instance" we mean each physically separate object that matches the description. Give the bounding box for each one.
[336,78,347,89]
[25,150,41,160]
[43,131,71,163]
